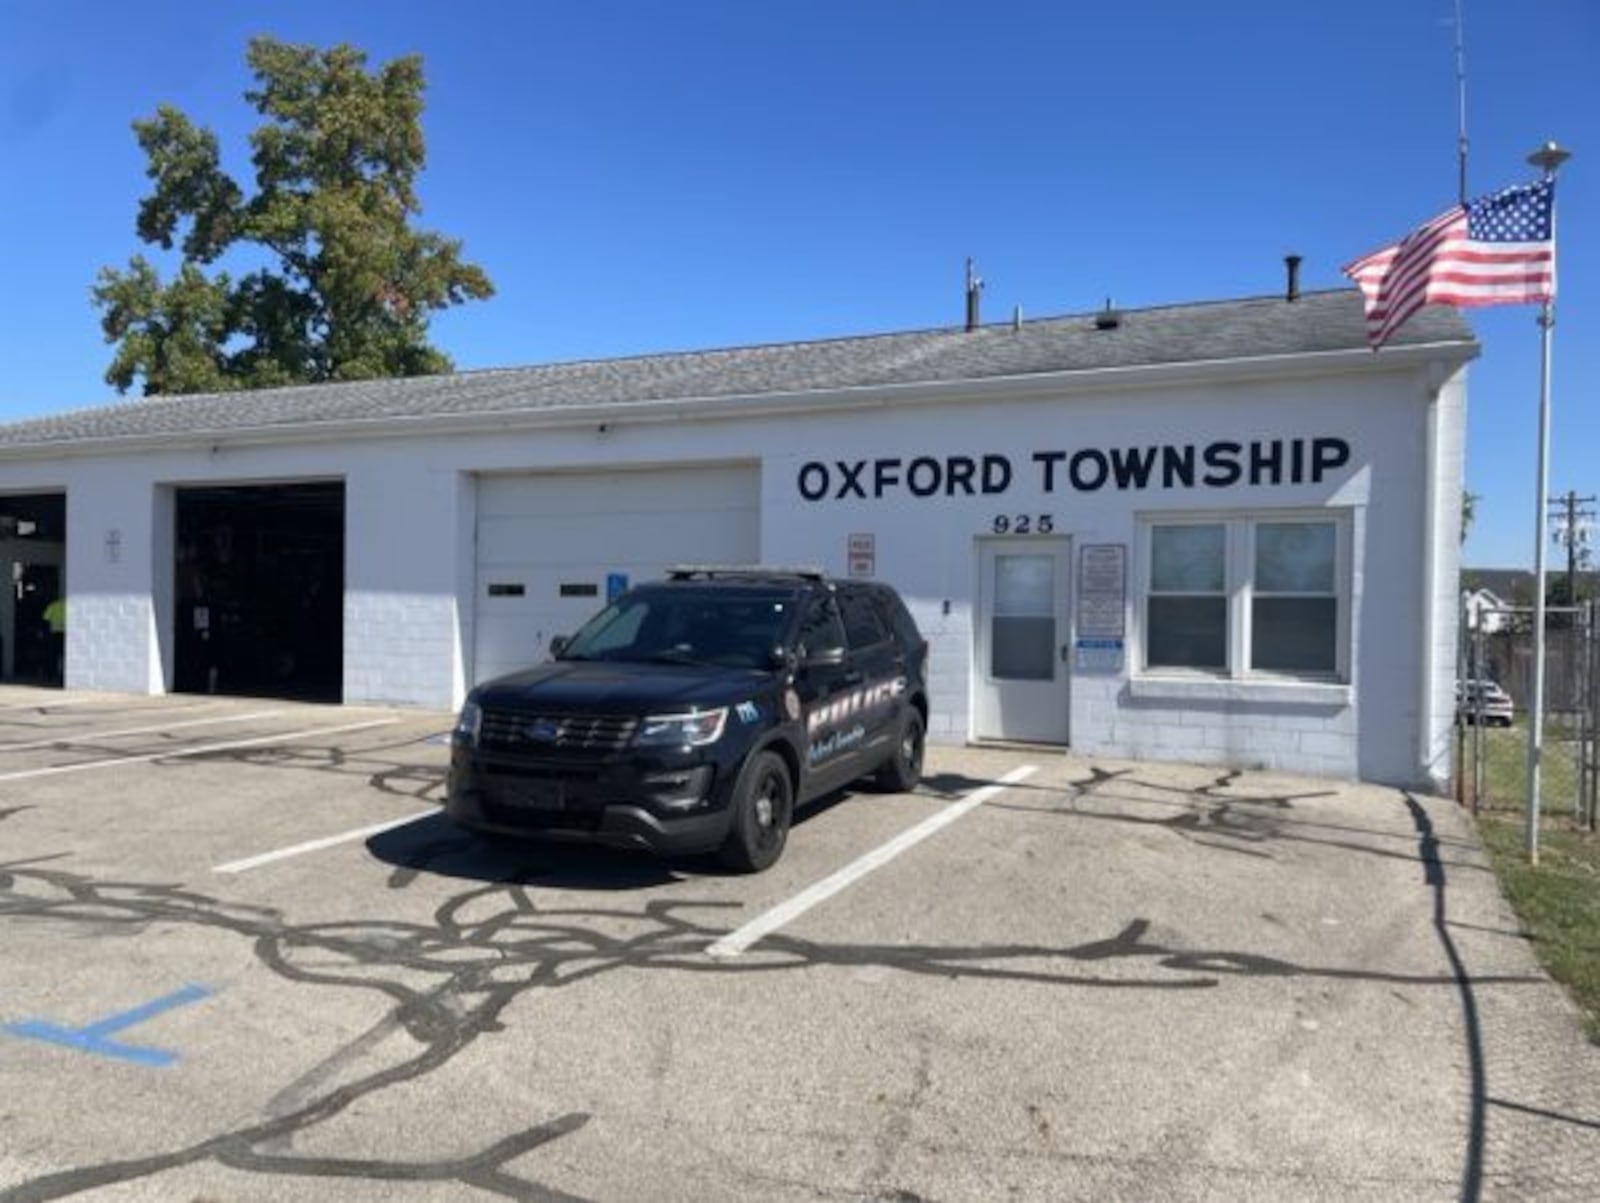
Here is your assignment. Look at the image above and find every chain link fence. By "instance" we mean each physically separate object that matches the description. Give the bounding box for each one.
[1458,599,1599,828]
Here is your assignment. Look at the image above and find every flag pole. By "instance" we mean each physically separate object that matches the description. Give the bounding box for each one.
[1525,139,1572,865]
[1454,0,1469,204]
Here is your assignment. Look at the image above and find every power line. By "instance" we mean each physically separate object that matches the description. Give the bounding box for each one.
[1548,489,1597,600]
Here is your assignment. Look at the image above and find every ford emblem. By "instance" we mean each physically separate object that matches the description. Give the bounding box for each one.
[523,718,563,743]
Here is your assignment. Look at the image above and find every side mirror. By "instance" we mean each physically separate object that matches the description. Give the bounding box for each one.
[803,645,846,670]
[549,635,569,659]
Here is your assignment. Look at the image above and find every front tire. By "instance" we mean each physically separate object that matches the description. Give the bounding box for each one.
[718,750,794,873]
[875,711,925,793]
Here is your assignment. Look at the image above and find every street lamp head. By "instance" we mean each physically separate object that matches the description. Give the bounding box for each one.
[1527,140,1572,175]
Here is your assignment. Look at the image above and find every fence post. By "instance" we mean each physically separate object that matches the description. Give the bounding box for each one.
[1456,591,1468,805]
[1589,599,1598,830]
[1472,622,1487,814]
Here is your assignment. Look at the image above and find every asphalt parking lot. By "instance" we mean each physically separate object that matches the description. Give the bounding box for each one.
[2,688,1598,1202]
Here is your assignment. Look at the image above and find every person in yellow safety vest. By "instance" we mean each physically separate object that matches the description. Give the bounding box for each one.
[43,597,65,681]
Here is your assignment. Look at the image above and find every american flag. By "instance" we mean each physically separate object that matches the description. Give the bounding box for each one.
[1343,180,1556,348]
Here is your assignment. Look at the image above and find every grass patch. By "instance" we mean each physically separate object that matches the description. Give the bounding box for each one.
[1465,719,1584,818]
[1466,722,1600,1042]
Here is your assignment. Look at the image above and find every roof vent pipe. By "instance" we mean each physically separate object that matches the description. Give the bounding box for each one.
[964,258,983,331]
[1285,254,1302,302]
[1094,298,1121,330]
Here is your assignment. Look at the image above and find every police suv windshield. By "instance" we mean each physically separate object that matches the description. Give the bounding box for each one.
[558,587,796,669]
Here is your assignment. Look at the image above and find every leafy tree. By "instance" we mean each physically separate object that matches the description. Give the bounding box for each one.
[1461,489,1479,545]
[93,37,493,396]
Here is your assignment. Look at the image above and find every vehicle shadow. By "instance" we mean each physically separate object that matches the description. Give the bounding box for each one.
[368,778,892,890]
[366,813,694,890]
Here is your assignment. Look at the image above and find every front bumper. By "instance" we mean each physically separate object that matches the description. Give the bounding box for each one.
[445,745,736,855]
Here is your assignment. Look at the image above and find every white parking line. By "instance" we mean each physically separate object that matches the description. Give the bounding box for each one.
[707,763,1040,958]
[0,709,287,753]
[0,718,400,783]
[213,809,436,874]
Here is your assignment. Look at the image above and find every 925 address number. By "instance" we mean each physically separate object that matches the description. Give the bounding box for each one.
[992,514,1054,534]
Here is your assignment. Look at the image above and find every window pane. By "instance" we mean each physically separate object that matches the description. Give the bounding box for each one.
[995,555,1053,616]
[1151,525,1225,592]
[993,616,1055,680]
[1252,598,1337,672]
[840,589,888,648]
[1147,596,1226,668]
[579,602,644,655]
[797,599,846,657]
[1256,522,1335,593]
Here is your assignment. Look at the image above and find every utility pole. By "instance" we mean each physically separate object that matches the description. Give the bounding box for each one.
[1549,490,1596,604]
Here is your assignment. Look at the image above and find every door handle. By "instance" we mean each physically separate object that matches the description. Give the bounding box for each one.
[841,670,864,685]
[1060,644,1070,662]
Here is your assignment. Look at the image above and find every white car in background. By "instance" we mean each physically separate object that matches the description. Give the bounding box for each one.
[1457,679,1515,727]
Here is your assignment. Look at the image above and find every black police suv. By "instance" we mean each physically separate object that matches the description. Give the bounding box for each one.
[446,567,929,872]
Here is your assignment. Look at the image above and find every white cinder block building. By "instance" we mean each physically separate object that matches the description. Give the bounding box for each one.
[0,288,1476,788]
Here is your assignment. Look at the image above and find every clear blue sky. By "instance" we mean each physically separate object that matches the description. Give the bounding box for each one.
[2,1,1594,569]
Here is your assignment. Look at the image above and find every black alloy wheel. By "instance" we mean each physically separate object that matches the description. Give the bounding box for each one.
[718,751,794,873]
[875,710,925,793]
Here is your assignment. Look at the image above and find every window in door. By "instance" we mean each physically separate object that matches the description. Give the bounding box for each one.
[991,553,1056,680]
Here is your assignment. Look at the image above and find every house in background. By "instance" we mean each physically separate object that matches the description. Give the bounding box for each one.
[1459,567,1599,711]
[1462,568,1600,621]
[1463,584,1513,633]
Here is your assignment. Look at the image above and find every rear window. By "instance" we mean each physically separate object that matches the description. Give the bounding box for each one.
[879,588,923,648]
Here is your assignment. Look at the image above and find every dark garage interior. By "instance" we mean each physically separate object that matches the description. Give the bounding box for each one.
[175,482,344,702]
[1,493,67,687]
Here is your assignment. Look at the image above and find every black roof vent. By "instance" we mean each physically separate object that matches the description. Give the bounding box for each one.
[1093,299,1122,331]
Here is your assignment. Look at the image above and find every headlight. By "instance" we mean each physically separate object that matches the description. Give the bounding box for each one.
[453,700,483,745]
[633,707,728,748]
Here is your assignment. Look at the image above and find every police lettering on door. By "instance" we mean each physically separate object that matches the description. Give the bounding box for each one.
[808,676,907,733]
[806,676,906,763]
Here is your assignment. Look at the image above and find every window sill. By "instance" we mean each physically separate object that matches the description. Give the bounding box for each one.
[1128,676,1352,707]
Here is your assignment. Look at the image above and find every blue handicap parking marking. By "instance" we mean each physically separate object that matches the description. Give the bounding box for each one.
[3,982,213,1067]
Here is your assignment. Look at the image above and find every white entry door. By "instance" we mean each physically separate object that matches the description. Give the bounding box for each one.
[974,537,1072,743]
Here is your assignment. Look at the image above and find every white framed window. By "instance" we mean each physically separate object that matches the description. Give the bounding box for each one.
[1138,511,1349,681]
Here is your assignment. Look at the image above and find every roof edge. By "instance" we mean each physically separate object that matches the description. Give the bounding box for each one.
[0,338,1479,462]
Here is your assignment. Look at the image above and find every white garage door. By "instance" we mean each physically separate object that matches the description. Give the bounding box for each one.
[472,464,761,684]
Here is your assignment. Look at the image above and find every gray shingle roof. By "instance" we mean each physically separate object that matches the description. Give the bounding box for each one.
[0,289,1475,450]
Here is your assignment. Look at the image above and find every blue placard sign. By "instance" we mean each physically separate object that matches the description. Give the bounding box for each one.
[1074,638,1125,673]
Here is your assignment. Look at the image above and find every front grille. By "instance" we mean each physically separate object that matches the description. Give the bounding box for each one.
[479,709,638,753]
[480,760,601,784]
[481,801,605,833]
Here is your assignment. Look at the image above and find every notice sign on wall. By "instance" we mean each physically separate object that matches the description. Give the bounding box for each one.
[1076,543,1127,672]
[1078,544,1127,638]
[848,533,876,578]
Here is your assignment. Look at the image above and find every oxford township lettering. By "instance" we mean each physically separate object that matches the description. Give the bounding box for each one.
[796,437,1351,501]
